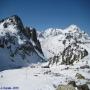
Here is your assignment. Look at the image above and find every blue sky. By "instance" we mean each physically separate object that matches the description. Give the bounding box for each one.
[0,0,90,34]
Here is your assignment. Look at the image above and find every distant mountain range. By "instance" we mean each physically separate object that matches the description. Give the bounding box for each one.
[0,15,90,70]
[0,15,90,90]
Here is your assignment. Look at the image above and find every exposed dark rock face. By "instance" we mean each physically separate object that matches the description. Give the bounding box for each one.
[10,15,24,31]
[48,55,60,65]
[56,81,89,90]
[68,81,77,87]
[35,40,44,54]
[77,84,89,90]
[61,43,88,65]
[48,43,88,65]
[61,33,88,65]
[23,27,43,55]
[0,15,43,56]
[56,85,76,90]
[48,31,89,65]
[80,65,90,69]
[75,73,85,79]
[31,28,37,42]
[1,15,24,31]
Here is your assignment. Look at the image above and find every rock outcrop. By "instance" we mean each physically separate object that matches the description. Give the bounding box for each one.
[0,15,45,71]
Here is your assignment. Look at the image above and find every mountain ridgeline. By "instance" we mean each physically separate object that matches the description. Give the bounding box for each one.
[38,25,90,65]
[0,15,90,71]
[0,15,44,71]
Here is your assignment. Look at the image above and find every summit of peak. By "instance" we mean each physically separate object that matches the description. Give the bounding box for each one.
[39,25,81,38]
[0,15,24,36]
[68,24,78,29]
[64,24,80,33]
[0,15,23,27]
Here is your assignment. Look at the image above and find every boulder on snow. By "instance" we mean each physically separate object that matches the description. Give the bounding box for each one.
[56,81,89,90]
[75,73,85,79]
[77,84,89,90]
[56,85,76,90]
[80,65,90,69]
[68,81,77,87]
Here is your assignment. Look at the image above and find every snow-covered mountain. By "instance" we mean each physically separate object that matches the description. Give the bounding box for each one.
[0,15,45,71]
[38,25,90,66]
[0,16,90,90]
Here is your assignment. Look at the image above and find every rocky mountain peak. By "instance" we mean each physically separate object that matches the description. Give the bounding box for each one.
[0,15,23,26]
[65,24,80,33]
[0,15,25,37]
[38,25,90,65]
[0,15,45,71]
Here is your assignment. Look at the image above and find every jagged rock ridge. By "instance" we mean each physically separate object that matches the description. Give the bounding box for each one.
[38,25,90,65]
[0,15,45,71]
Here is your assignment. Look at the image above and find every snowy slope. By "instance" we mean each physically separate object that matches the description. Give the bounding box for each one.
[0,62,90,90]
